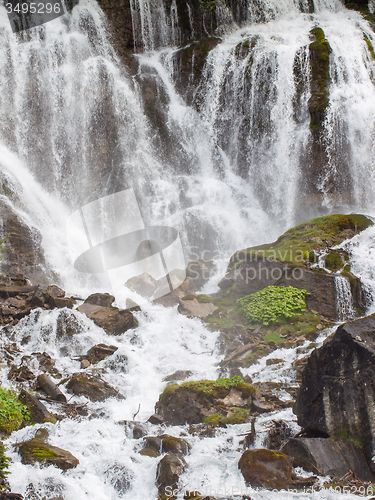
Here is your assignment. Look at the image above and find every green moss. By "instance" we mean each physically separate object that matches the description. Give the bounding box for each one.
[203,413,221,424]
[31,446,59,460]
[364,33,375,59]
[0,387,30,434]
[221,408,249,425]
[158,384,178,403]
[139,448,159,458]
[0,444,10,489]
[238,286,307,326]
[196,294,211,303]
[229,214,373,267]
[325,251,345,271]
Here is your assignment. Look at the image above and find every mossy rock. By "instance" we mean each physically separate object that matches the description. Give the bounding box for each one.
[65,374,124,402]
[15,429,79,470]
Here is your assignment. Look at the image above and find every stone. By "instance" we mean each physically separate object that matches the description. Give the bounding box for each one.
[294,314,375,462]
[156,454,186,497]
[77,303,135,335]
[265,420,293,450]
[65,374,124,402]
[163,371,193,383]
[159,434,191,456]
[125,273,158,298]
[56,310,84,337]
[140,436,162,457]
[80,359,90,369]
[281,437,373,482]
[15,429,79,470]
[37,374,67,402]
[178,296,218,320]
[148,414,164,425]
[83,344,118,365]
[18,390,56,425]
[8,364,35,382]
[84,293,115,308]
[156,379,254,426]
[238,449,292,490]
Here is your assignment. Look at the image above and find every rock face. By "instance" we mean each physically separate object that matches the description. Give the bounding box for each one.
[77,299,135,335]
[294,314,375,463]
[238,449,292,490]
[218,214,372,321]
[65,374,124,402]
[178,295,218,320]
[156,378,255,425]
[281,437,373,482]
[15,429,79,470]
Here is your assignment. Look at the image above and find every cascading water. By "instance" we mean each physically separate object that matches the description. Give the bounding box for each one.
[1,0,375,499]
[335,274,355,321]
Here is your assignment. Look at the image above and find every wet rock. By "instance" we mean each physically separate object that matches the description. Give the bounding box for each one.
[281,437,373,482]
[56,310,84,337]
[148,414,164,425]
[156,454,186,497]
[132,423,148,439]
[18,390,57,425]
[160,434,191,456]
[81,344,118,365]
[80,359,90,369]
[294,314,375,462]
[156,378,255,425]
[8,364,35,382]
[163,371,193,383]
[34,352,56,373]
[77,302,135,335]
[178,296,218,320]
[238,449,292,490]
[84,293,115,308]
[15,429,79,470]
[37,374,67,402]
[140,436,162,457]
[125,273,158,298]
[103,463,132,494]
[65,374,124,402]
[0,492,24,499]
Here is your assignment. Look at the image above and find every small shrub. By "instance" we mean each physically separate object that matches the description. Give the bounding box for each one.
[0,386,30,434]
[238,286,307,326]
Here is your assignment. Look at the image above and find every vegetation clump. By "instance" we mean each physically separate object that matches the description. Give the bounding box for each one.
[159,376,256,402]
[0,386,30,434]
[238,286,307,326]
[0,444,10,489]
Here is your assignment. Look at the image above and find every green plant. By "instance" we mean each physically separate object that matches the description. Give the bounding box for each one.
[199,0,217,11]
[0,386,30,434]
[0,444,10,489]
[238,286,307,326]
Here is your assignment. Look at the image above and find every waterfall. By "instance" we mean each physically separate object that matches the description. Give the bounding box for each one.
[335,274,355,322]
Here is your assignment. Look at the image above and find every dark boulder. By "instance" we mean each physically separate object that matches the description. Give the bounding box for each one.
[156,454,186,497]
[15,429,79,470]
[77,302,135,335]
[84,293,115,308]
[18,390,56,425]
[156,379,255,426]
[238,449,292,490]
[281,437,373,482]
[37,374,67,402]
[81,344,118,366]
[65,374,124,402]
[294,314,375,462]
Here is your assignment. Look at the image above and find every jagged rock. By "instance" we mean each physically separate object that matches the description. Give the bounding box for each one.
[77,302,135,335]
[65,374,124,402]
[8,364,35,382]
[84,293,115,308]
[15,429,79,470]
[155,379,255,425]
[81,344,118,365]
[125,273,158,298]
[281,437,373,482]
[238,449,292,490]
[160,434,191,456]
[294,314,375,462]
[18,390,56,425]
[156,454,186,497]
[178,296,218,320]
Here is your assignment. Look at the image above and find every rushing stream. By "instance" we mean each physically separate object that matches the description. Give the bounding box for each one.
[1,0,375,498]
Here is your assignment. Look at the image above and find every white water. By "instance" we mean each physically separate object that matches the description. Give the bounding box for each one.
[1,0,375,498]
[335,274,356,321]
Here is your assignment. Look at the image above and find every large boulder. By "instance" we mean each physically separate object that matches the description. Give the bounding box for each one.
[281,437,373,482]
[156,454,186,498]
[77,300,135,335]
[15,429,79,470]
[294,314,375,462]
[155,378,255,426]
[65,374,124,402]
[238,449,292,490]
[218,214,372,321]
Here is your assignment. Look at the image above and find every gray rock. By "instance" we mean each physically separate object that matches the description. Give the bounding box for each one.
[281,437,373,482]
[178,296,218,320]
[65,374,124,402]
